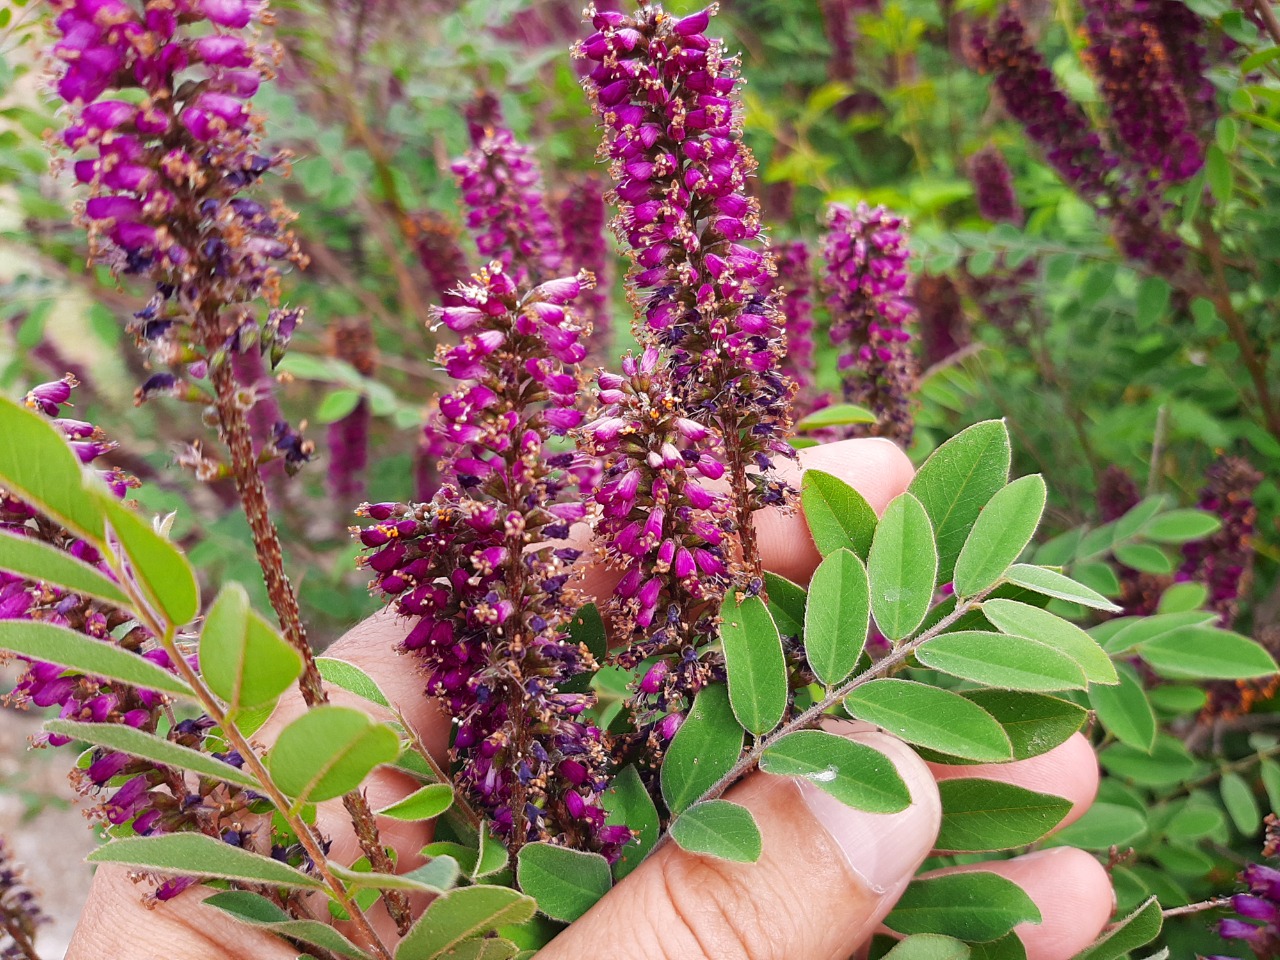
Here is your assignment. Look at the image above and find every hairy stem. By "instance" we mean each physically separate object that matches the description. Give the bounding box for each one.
[1159,896,1231,919]
[206,359,411,934]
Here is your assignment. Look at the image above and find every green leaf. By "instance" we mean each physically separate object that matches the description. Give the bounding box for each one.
[764,573,807,638]
[44,719,259,789]
[376,784,454,821]
[601,765,659,879]
[1073,897,1161,960]
[868,492,937,642]
[719,595,787,736]
[1221,772,1261,836]
[916,631,1087,691]
[1147,684,1207,715]
[1262,759,1280,815]
[1139,626,1278,679]
[952,475,1046,598]
[961,690,1086,761]
[1113,543,1174,575]
[330,857,460,896]
[1100,734,1199,788]
[1142,509,1221,544]
[1135,276,1172,326]
[472,823,508,880]
[908,420,1011,583]
[0,528,130,608]
[936,779,1072,851]
[669,800,763,863]
[1047,802,1147,850]
[516,842,612,922]
[885,872,1040,941]
[1112,496,1171,543]
[1089,663,1156,752]
[982,599,1116,684]
[0,619,194,698]
[316,657,391,708]
[315,389,363,424]
[443,939,520,960]
[1100,610,1218,654]
[1157,582,1208,614]
[203,891,371,959]
[805,548,870,687]
[395,885,536,960]
[0,395,106,542]
[86,834,323,889]
[200,583,303,715]
[568,603,607,663]
[843,680,1011,762]
[268,706,401,806]
[98,494,199,626]
[966,934,1027,960]
[795,403,877,430]
[801,468,878,560]
[1003,564,1120,612]
[760,729,911,813]
[881,935,971,960]
[661,685,743,815]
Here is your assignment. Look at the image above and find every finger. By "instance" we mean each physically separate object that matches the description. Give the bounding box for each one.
[538,724,941,960]
[68,866,299,960]
[576,436,916,602]
[923,848,1114,960]
[926,733,1100,833]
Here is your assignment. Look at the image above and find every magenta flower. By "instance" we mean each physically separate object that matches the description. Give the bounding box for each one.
[774,241,817,403]
[915,273,969,369]
[1179,456,1263,628]
[406,210,471,306]
[559,176,615,359]
[822,202,918,446]
[969,145,1024,226]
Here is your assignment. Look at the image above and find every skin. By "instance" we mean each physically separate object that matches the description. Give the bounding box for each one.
[68,438,1114,960]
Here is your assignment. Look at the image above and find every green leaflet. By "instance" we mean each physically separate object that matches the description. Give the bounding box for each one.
[87,834,323,889]
[960,690,1086,761]
[881,935,971,960]
[97,492,200,626]
[395,885,536,960]
[203,892,371,959]
[801,468,878,559]
[952,475,1046,598]
[1088,662,1156,752]
[0,619,195,699]
[1138,626,1277,679]
[669,800,763,863]
[1073,897,1161,960]
[764,572,807,638]
[915,631,1087,692]
[805,548,870,687]
[660,684,743,815]
[516,843,612,922]
[844,680,1012,762]
[602,765,659,880]
[268,705,401,806]
[44,719,260,789]
[868,492,937,642]
[885,872,1040,942]
[719,594,788,736]
[376,783,455,821]
[0,528,130,608]
[936,779,1072,851]
[759,729,911,813]
[1001,564,1120,612]
[981,599,1117,685]
[795,403,877,430]
[907,420,1011,583]
[317,657,392,708]
[200,583,303,716]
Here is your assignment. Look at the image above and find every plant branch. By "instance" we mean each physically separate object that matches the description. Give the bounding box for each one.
[1168,743,1280,799]
[0,914,42,960]
[1251,0,1280,47]
[206,358,412,934]
[1160,896,1231,919]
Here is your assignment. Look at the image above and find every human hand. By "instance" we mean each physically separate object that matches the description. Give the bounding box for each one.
[68,438,1114,960]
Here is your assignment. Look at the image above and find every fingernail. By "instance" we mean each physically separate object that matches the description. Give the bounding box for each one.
[797,729,940,894]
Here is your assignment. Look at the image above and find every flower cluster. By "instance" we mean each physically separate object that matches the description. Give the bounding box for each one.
[559,176,615,359]
[581,348,733,735]
[405,209,470,306]
[49,0,310,472]
[326,317,378,503]
[822,202,917,446]
[453,95,564,285]
[969,144,1024,225]
[1213,860,1280,959]
[1094,465,1167,618]
[0,838,45,960]
[578,1,795,578]
[1180,456,1263,628]
[775,240,817,403]
[1146,0,1217,134]
[970,9,1117,203]
[355,264,628,859]
[1081,0,1204,183]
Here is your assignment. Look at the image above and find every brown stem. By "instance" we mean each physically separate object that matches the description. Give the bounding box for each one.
[1252,0,1280,46]
[1196,221,1280,441]
[1160,896,1231,919]
[206,359,412,934]
[0,914,42,960]
[719,410,765,585]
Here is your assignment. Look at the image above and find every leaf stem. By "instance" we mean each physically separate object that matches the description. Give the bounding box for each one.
[651,591,991,854]
[1160,896,1231,919]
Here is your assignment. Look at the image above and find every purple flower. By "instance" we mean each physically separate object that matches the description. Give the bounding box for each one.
[915,273,969,369]
[774,241,817,404]
[969,145,1024,225]
[452,95,563,285]
[558,176,614,359]
[406,210,470,306]
[1180,456,1263,628]
[822,202,918,447]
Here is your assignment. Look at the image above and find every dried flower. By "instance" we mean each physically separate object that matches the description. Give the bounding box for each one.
[356,263,627,859]
[453,94,564,284]
[822,202,917,446]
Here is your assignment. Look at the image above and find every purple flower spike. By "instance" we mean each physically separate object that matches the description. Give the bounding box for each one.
[822,202,918,447]
[969,145,1024,226]
[559,177,615,359]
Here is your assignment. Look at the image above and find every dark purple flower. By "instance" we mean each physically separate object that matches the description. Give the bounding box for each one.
[915,273,969,369]
[406,210,470,306]
[1180,456,1263,628]
[969,145,1024,225]
[822,202,917,446]
[559,176,614,359]
[774,241,817,404]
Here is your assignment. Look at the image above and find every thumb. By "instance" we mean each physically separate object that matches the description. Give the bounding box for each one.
[538,726,941,960]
